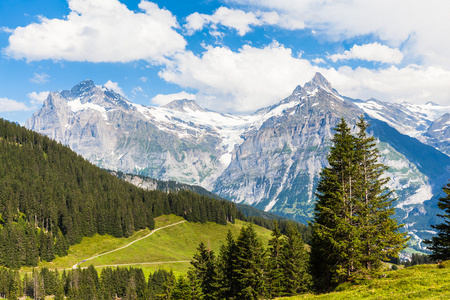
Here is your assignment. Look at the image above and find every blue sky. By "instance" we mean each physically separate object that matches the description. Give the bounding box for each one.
[1,0,450,124]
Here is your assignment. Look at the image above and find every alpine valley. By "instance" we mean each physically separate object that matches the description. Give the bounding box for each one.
[26,73,450,251]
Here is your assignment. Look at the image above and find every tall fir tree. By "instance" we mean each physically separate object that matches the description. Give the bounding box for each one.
[217,230,239,299]
[279,223,311,296]
[234,224,266,300]
[190,242,219,300]
[310,117,408,290]
[354,117,408,270]
[424,183,450,261]
[267,221,284,298]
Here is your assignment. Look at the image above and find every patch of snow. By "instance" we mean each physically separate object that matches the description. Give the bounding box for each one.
[68,98,108,120]
[396,184,433,209]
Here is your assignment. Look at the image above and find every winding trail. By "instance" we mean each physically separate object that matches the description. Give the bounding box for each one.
[72,220,187,269]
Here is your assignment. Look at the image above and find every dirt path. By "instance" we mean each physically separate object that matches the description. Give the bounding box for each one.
[72,220,187,269]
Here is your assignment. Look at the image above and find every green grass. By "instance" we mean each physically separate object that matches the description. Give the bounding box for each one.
[23,215,272,276]
[283,262,450,300]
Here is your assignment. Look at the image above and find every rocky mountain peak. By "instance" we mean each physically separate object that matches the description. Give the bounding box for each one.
[163,99,204,112]
[71,79,96,95]
[304,72,333,93]
[291,72,335,97]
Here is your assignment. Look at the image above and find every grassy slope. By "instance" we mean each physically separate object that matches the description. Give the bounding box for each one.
[284,262,450,300]
[26,215,272,277]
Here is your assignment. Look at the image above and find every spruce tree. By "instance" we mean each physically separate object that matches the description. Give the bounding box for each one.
[217,230,239,299]
[190,242,219,299]
[267,221,284,298]
[234,224,266,300]
[354,117,408,270]
[310,117,408,290]
[424,183,450,261]
[279,223,311,296]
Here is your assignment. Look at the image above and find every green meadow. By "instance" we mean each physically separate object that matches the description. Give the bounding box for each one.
[24,215,272,277]
[283,262,450,300]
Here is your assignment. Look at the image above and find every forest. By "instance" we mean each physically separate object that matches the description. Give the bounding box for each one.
[0,118,308,269]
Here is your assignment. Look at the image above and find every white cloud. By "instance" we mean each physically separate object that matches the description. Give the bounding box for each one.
[0,27,13,33]
[312,58,325,64]
[321,65,450,106]
[139,76,149,83]
[131,86,145,97]
[4,0,186,63]
[225,0,450,67]
[329,43,403,64]
[184,7,300,36]
[0,97,30,112]
[151,91,196,106]
[159,42,318,113]
[27,91,50,106]
[104,80,125,96]
[30,72,50,84]
[159,41,450,112]
[185,7,260,36]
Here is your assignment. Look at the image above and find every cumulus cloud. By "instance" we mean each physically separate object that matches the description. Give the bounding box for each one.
[329,43,404,64]
[159,42,319,113]
[30,73,50,84]
[185,7,261,36]
[151,91,196,106]
[322,65,450,105]
[27,91,50,106]
[184,7,302,36]
[0,98,30,112]
[312,58,325,64]
[225,0,450,67]
[4,0,186,63]
[104,80,125,96]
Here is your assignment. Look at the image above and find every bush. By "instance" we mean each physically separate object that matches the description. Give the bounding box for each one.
[391,265,398,271]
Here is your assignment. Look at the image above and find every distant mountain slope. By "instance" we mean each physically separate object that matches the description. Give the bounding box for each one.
[354,99,450,156]
[106,169,295,223]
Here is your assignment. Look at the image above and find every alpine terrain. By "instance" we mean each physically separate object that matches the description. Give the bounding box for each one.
[26,73,450,250]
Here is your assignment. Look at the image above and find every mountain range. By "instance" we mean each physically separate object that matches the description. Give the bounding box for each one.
[26,73,450,250]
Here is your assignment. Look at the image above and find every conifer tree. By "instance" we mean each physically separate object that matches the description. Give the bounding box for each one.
[279,223,311,296]
[190,242,219,299]
[234,224,266,299]
[424,183,450,261]
[310,117,408,290]
[354,117,408,270]
[217,230,239,299]
[267,221,284,298]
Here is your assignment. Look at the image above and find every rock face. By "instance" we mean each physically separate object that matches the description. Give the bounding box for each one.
[26,73,450,249]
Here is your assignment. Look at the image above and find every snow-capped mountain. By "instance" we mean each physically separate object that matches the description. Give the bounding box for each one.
[26,73,450,249]
[354,99,450,156]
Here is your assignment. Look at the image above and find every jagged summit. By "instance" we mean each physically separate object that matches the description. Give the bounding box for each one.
[163,99,204,112]
[291,72,336,97]
[71,79,96,94]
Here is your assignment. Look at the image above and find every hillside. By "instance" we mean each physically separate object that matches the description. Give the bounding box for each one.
[31,215,273,276]
[0,118,240,269]
[283,262,450,299]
